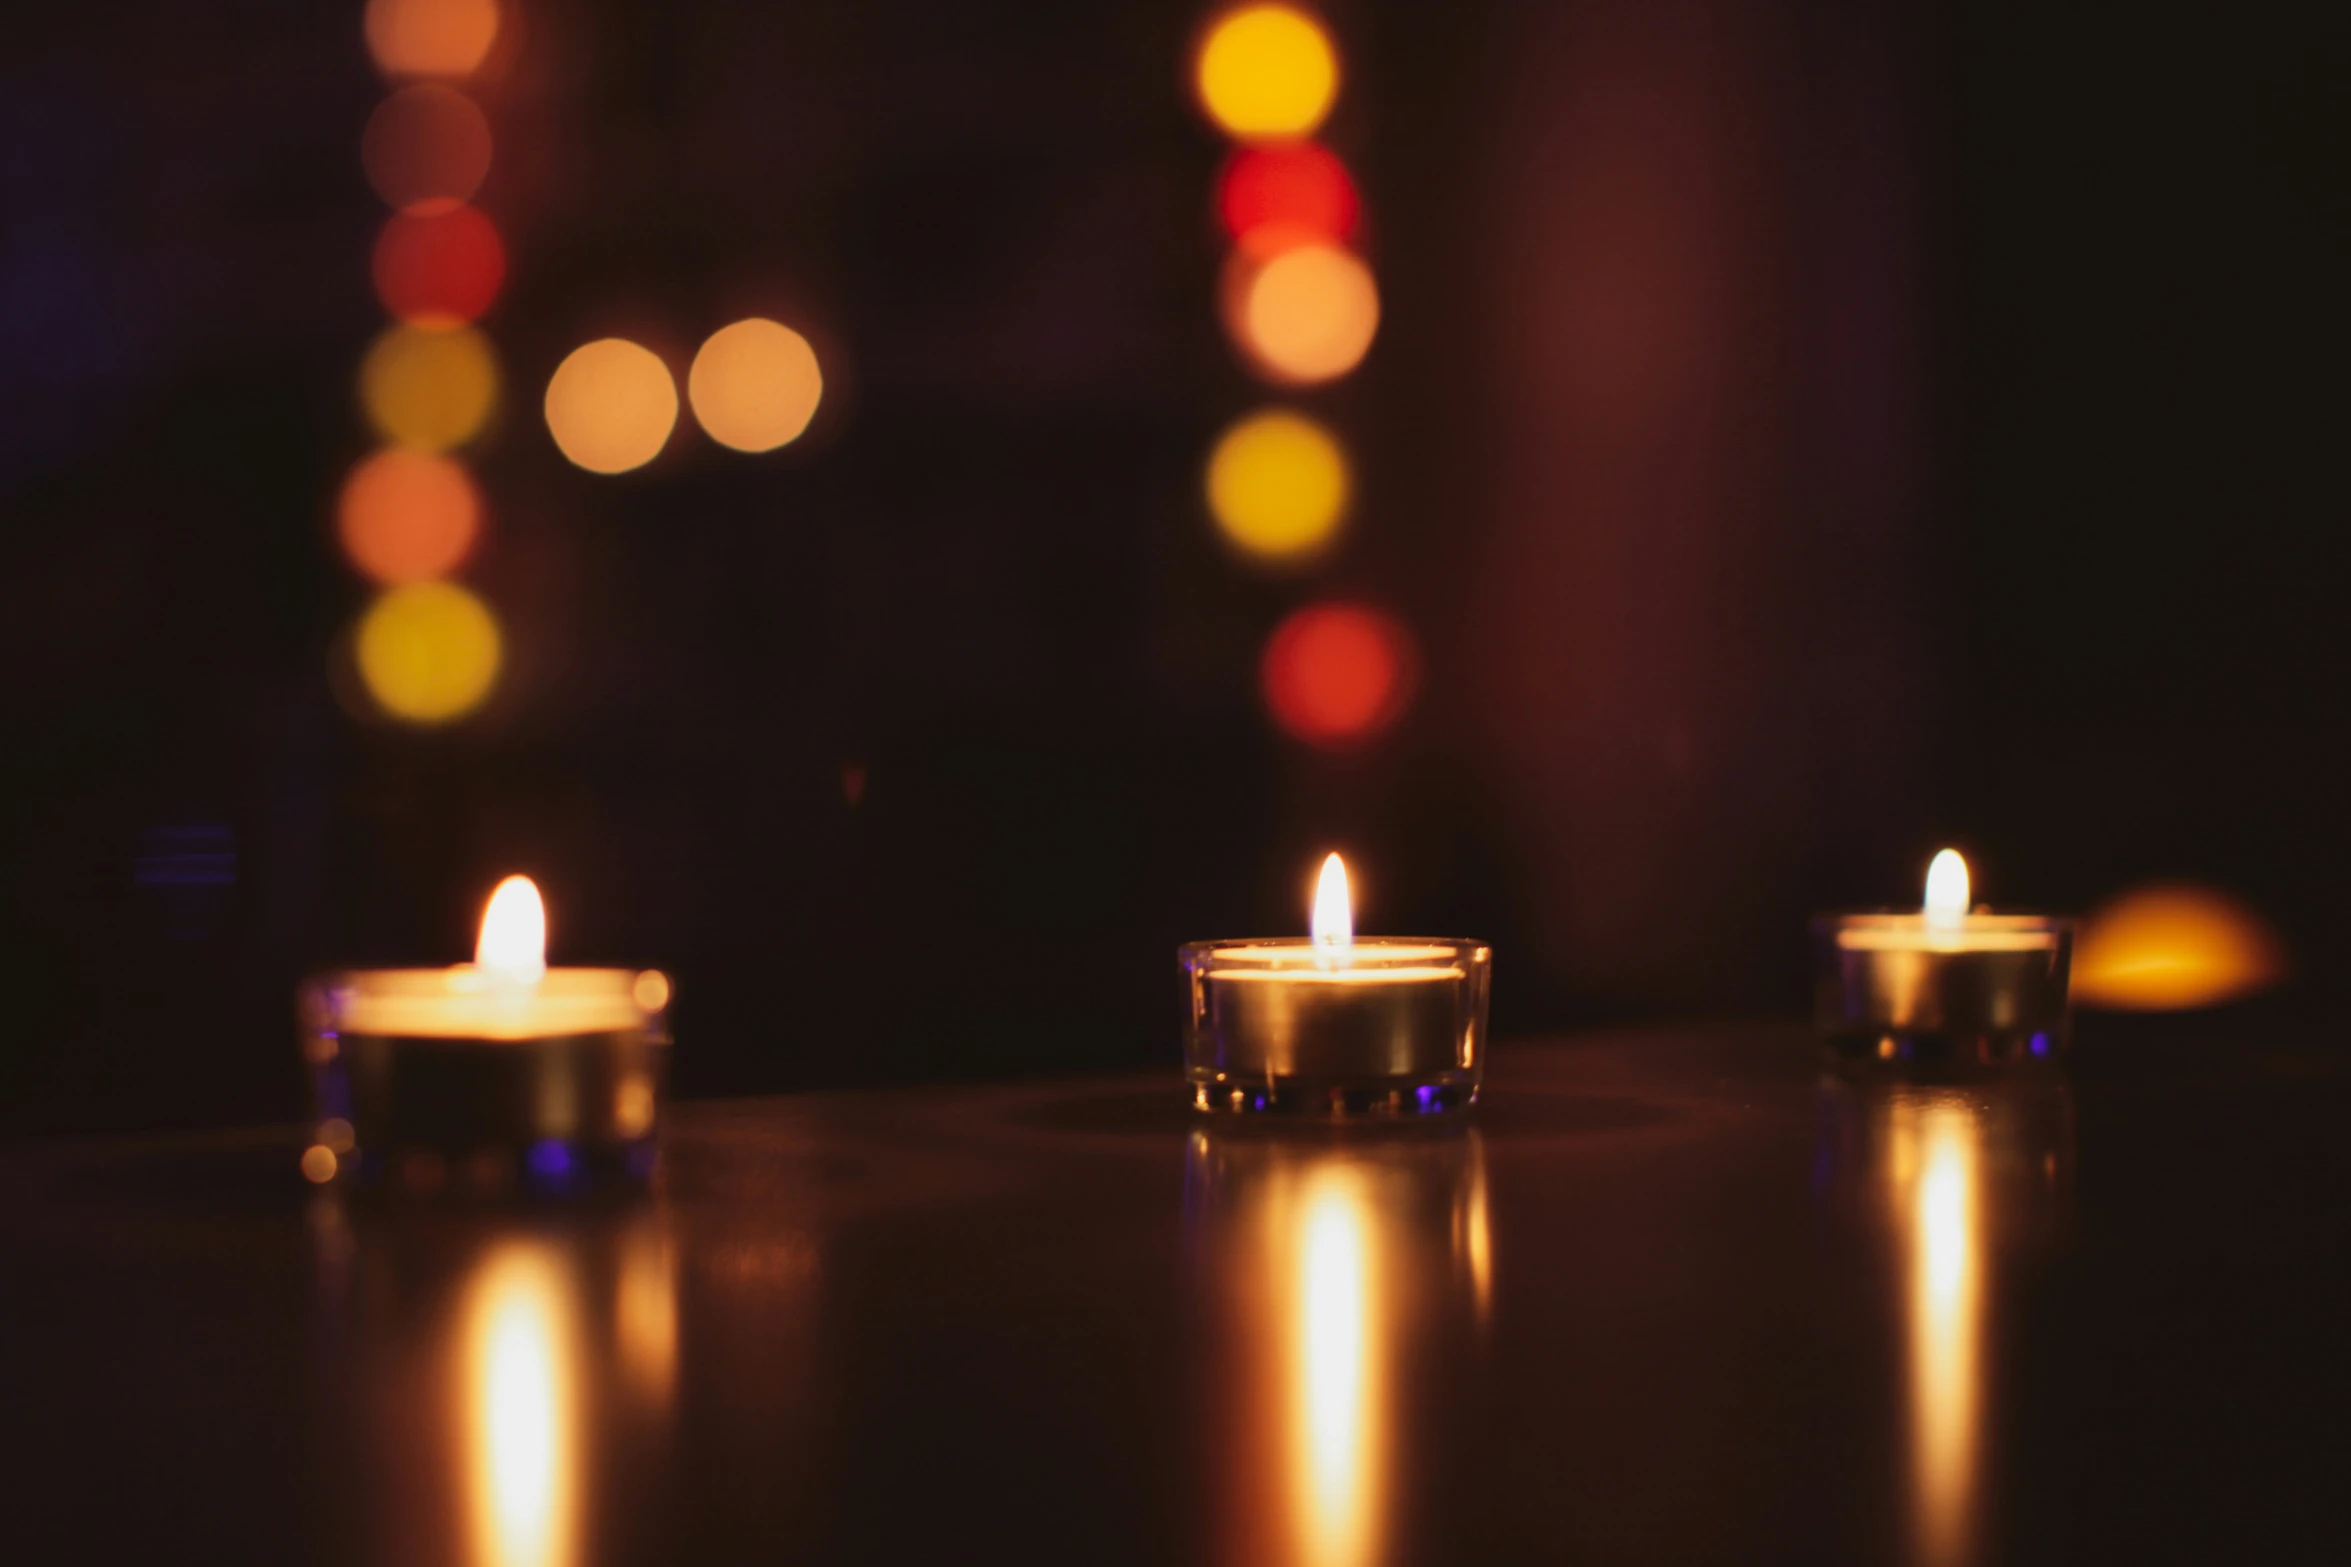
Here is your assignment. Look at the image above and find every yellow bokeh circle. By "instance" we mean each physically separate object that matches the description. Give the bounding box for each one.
[1205,408,1350,564]
[1234,243,1378,384]
[360,323,499,451]
[1196,5,1339,141]
[688,318,824,453]
[544,338,678,474]
[356,580,503,723]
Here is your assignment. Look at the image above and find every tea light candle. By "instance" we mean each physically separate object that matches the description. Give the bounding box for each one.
[1182,854,1492,1115]
[1814,849,2073,1070]
[301,876,671,1192]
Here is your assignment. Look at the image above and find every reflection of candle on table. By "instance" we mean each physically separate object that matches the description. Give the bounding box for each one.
[1814,850,2073,1070]
[302,876,672,1192]
[465,1242,578,1567]
[1186,1125,1491,1567]
[1183,854,1491,1115]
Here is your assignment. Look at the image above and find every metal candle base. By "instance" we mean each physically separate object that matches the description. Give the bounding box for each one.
[303,968,671,1194]
[1181,938,1491,1116]
[1813,914,2073,1075]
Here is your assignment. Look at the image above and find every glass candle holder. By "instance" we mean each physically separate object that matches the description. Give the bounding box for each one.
[1812,913,2073,1072]
[301,966,672,1194]
[1181,938,1491,1115]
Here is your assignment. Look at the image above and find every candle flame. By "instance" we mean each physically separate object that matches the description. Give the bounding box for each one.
[1924,849,1969,929]
[477,875,547,985]
[1311,852,1352,967]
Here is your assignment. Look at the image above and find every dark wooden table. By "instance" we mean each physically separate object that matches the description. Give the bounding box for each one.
[4,1023,2346,1563]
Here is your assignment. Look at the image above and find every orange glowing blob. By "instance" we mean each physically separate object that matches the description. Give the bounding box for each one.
[1260,601,1417,747]
[362,84,492,213]
[301,1145,340,1184]
[1217,144,1359,256]
[631,970,672,1013]
[337,449,482,584]
[2072,883,2288,1011]
[373,204,505,326]
[1229,243,1379,385]
[544,339,677,474]
[687,318,823,453]
[614,1076,657,1141]
[365,0,500,78]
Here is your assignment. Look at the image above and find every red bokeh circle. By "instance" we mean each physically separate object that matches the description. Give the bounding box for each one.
[1217,143,1360,257]
[1260,600,1418,748]
[372,204,505,325]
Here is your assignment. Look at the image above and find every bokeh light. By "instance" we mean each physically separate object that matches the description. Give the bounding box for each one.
[1196,5,1340,142]
[360,323,500,451]
[1260,601,1418,747]
[687,318,824,453]
[2072,883,2288,1011]
[1230,243,1379,384]
[337,449,482,584]
[544,338,677,474]
[365,0,500,78]
[632,970,672,1013]
[356,580,503,723]
[1218,144,1360,256]
[373,204,505,326]
[362,84,492,213]
[1206,409,1350,565]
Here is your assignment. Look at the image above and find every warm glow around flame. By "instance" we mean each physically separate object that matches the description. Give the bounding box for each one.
[1311,853,1352,966]
[1924,849,1969,928]
[477,875,547,985]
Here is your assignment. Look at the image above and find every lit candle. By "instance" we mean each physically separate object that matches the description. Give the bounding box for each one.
[1182,854,1492,1115]
[1814,850,2073,1070]
[301,875,672,1192]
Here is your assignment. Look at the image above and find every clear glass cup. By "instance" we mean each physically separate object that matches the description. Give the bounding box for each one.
[1812,913,2073,1074]
[300,966,672,1193]
[1180,937,1491,1115]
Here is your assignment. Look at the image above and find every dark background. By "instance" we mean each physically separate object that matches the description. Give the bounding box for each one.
[1,0,2341,1133]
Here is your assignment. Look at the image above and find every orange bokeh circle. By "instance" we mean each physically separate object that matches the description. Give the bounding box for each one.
[336,449,482,583]
[1222,242,1379,385]
[364,0,500,78]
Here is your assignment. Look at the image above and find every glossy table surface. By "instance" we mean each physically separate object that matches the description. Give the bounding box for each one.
[4,1022,2346,1564]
